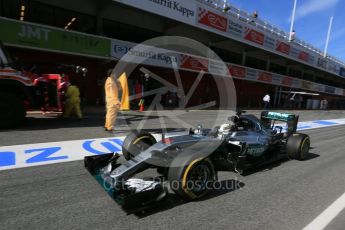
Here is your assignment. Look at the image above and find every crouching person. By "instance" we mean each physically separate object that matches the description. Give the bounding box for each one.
[63,79,82,120]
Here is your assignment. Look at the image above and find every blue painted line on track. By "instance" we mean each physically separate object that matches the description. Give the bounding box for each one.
[313,120,338,125]
[0,152,16,167]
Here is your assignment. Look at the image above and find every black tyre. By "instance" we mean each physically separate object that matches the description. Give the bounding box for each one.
[168,155,216,201]
[122,131,157,160]
[0,92,26,128]
[286,133,310,160]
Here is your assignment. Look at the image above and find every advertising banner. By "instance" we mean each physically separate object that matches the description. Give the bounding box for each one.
[314,83,325,93]
[0,17,110,57]
[228,65,246,78]
[307,52,316,66]
[115,0,196,25]
[282,76,293,87]
[111,39,179,68]
[298,51,309,62]
[197,7,228,32]
[272,74,282,85]
[227,19,244,38]
[244,28,265,45]
[290,46,301,60]
[258,71,272,83]
[292,78,302,88]
[115,0,345,78]
[263,34,275,50]
[276,41,290,55]
[301,80,314,90]
[246,68,259,81]
[111,36,344,96]
[180,54,209,72]
[4,14,341,96]
[208,60,228,76]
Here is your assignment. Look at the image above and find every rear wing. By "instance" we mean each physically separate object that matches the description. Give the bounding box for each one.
[260,111,299,136]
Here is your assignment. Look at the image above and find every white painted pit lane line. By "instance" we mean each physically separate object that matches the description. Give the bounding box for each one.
[2,117,345,171]
[0,136,125,171]
[303,192,345,230]
[0,132,186,171]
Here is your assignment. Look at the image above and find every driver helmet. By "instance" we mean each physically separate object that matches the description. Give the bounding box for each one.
[218,123,231,137]
[194,124,203,135]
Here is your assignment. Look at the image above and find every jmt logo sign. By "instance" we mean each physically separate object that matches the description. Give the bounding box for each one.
[17,25,51,41]
[198,7,227,32]
[244,29,265,45]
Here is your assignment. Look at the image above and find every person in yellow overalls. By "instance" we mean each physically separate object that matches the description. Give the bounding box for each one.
[104,70,121,131]
[63,80,82,119]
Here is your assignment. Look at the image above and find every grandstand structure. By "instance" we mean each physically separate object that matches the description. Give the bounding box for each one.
[1,0,345,109]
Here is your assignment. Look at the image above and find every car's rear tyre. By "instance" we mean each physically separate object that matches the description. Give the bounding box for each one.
[122,131,157,160]
[168,155,216,201]
[286,133,310,160]
[0,92,26,128]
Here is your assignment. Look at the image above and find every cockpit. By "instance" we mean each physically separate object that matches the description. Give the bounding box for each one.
[217,115,268,140]
[236,117,262,132]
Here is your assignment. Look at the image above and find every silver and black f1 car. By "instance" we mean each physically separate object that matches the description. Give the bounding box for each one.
[85,111,310,212]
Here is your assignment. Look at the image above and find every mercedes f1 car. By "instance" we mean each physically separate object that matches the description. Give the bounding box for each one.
[85,111,310,212]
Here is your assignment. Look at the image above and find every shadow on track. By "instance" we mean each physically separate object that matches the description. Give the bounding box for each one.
[133,179,245,218]
[301,152,320,161]
[1,112,166,132]
[242,152,320,176]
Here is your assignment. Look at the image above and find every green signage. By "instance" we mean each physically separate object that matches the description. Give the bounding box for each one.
[0,17,110,57]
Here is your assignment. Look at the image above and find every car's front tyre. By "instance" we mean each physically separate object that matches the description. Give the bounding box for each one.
[168,155,216,201]
[122,131,157,160]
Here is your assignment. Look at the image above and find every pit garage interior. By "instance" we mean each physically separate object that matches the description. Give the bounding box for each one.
[2,0,345,109]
